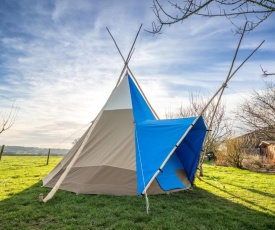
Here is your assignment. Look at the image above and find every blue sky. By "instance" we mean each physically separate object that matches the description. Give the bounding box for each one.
[1,0,275,148]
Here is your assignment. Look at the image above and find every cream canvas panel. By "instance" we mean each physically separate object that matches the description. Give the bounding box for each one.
[43,109,137,195]
[43,127,89,186]
[105,75,132,111]
[55,166,137,195]
[73,109,136,171]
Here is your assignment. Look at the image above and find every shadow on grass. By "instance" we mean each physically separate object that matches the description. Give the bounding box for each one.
[202,180,274,214]
[230,183,275,199]
[0,181,275,230]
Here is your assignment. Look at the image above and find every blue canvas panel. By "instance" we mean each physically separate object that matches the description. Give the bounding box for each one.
[135,118,197,195]
[127,74,207,195]
[128,75,156,122]
[156,152,186,191]
[175,116,207,183]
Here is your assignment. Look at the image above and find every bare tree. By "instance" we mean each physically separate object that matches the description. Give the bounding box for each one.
[167,92,231,175]
[148,0,275,34]
[0,103,18,135]
[225,137,246,168]
[260,65,275,77]
[236,80,275,140]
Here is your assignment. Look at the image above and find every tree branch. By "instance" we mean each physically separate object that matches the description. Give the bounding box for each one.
[260,65,275,77]
[148,0,275,34]
[0,103,19,135]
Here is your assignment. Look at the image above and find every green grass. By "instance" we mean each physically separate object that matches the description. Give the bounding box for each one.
[0,156,274,229]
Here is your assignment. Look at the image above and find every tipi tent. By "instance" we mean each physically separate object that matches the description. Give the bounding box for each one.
[43,73,207,197]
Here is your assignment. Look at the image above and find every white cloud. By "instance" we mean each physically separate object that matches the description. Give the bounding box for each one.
[1,1,275,148]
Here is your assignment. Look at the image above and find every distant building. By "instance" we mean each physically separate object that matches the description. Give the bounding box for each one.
[232,129,275,165]
[259,141,275,165]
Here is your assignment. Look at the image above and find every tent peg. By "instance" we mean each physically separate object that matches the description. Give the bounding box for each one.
[39,193,43,203]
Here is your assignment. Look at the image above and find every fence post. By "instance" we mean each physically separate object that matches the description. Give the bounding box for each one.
[0,145,5,161]
[46,149,51,165]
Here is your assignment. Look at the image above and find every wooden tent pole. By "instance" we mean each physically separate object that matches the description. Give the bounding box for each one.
[196,36,264,118]
[195,20,264,178]
[197,22,248,172]
[197,40,265,173]
[142,83,227,194]
[142,25,265,194]
[106,26,160,119]
[227,41,265,83]
[141,81,228,194]
[109,24,143,87]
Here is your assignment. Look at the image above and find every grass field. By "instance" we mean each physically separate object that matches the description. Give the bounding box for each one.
[0,156,274,229]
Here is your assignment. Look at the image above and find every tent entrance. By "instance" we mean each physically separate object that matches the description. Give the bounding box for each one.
[156,152,187,191]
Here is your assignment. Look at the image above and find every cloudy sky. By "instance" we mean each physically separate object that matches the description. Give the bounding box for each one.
[1,0,274,149]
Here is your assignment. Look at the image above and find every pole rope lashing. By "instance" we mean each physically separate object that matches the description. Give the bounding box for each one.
[222,83,227,88]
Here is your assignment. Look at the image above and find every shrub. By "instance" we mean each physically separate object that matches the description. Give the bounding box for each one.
[215,150,229,166]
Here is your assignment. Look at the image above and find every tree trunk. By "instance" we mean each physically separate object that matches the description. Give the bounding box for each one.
[199,164,204,177]
[46,149,51,165]
[0,145,5,161]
